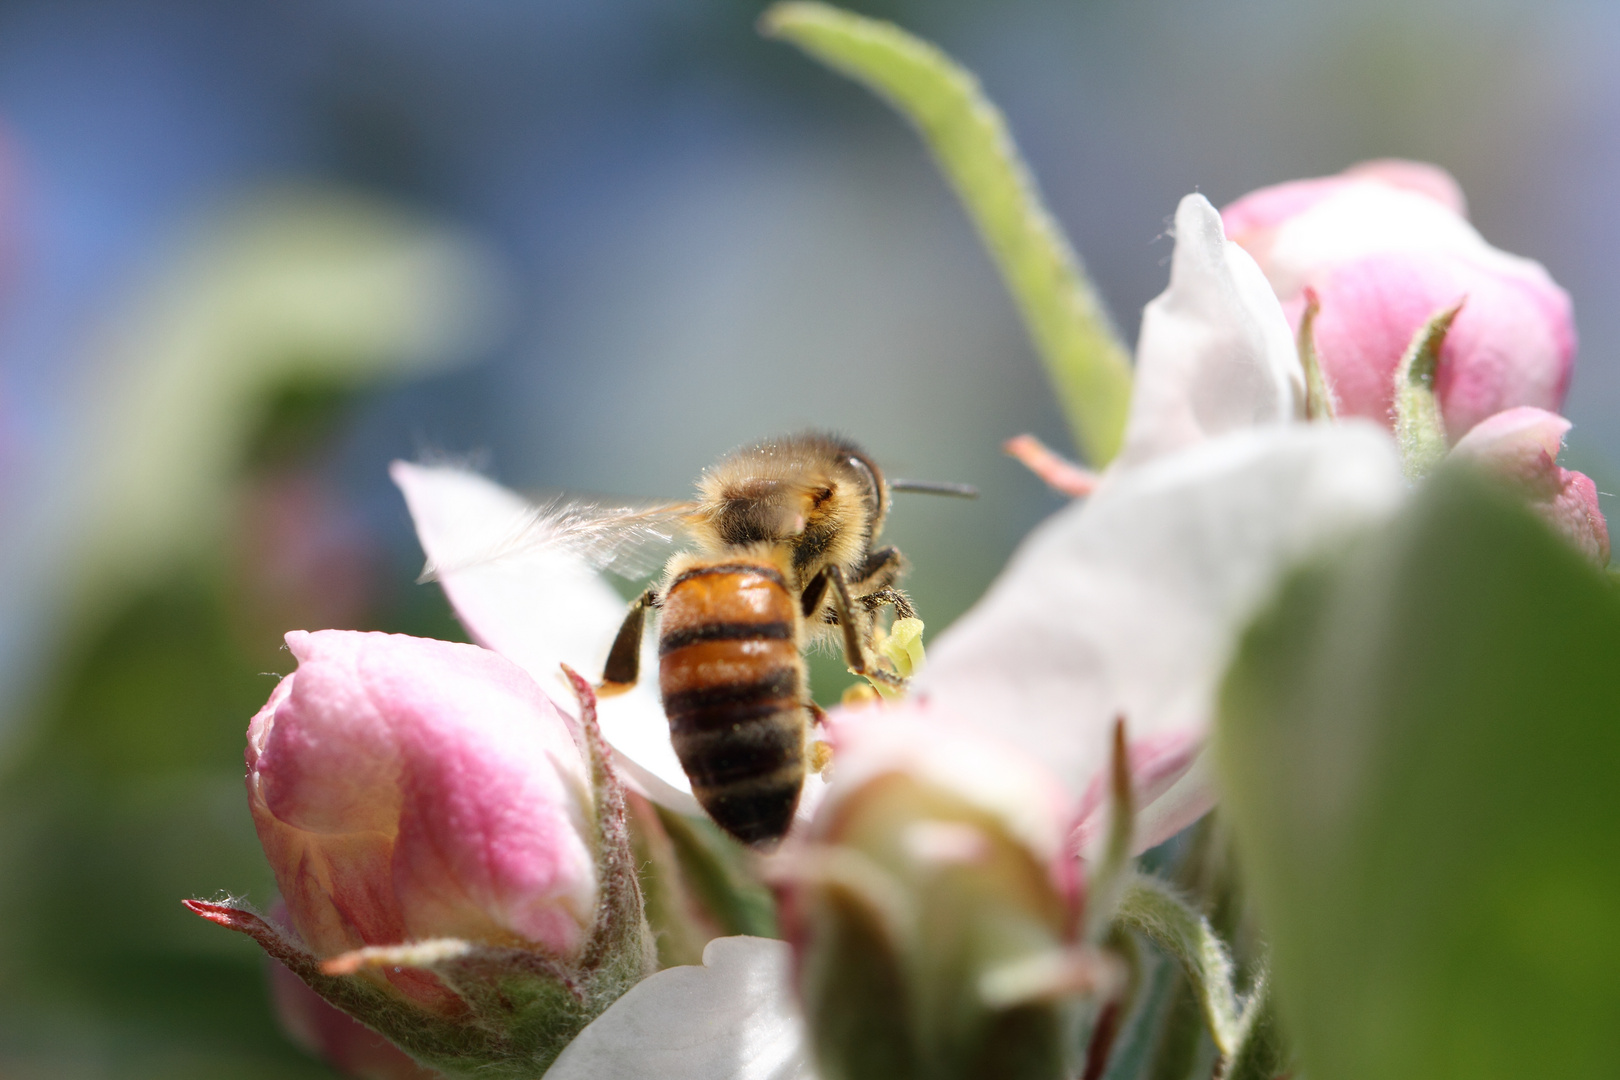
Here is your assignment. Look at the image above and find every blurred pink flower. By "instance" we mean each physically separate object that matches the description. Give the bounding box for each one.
[1222,160,1575,440]
[1451,406,1610,564]
[246,629,599,1009]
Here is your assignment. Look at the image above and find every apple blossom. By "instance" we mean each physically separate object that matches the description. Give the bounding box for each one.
[188,632,655,1078]
[378,190,1402,1079]
[1222,160,1575,441]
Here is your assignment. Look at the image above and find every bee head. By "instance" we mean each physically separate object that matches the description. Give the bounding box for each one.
[695,433,890,561]
[704,478,808,547]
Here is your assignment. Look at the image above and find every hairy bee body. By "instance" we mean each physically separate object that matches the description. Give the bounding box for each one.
[600,432,924,847]
[657,551,809,845]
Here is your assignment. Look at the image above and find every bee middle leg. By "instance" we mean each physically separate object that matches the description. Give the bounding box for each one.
[851,545,905,590]
[598,587,659,697]
[812,565,905,688]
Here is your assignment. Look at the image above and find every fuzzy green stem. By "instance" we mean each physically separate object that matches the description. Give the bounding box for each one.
[761,2,1134,465]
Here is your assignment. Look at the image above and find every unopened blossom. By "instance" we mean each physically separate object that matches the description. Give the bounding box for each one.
[776,711,1094,1080]
[1222,160,1575,440]
[251,631,598,984]
[190,630,655,1077]
[1451,406,1610,564]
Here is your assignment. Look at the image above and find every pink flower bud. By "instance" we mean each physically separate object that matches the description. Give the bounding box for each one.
[1222,162,1575,440]
[195,635,655,1077]
[1451,406,1610,564]
[246,630,599,1010]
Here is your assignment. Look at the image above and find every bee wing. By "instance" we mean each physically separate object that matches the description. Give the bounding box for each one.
[421,496,695,583]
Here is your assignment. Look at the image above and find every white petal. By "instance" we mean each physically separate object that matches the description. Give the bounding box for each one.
[544,936,815,1080]
[914,422,1404,818]
[1116,194,1303,468]
[390,461,699,810]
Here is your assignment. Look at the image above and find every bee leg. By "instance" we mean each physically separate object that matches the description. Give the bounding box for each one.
[800,568,832,619]
[858,586,917,621]
[851,545,905,590]
[823,565,905,688]
[598,588,659,697]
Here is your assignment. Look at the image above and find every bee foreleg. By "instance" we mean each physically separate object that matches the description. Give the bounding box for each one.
[800,567,832,619]
[823,565,905,688]
[598,587,659,697]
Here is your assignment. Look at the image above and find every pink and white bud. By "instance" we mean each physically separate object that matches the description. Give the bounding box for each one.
[1222,162,1575,440]
[1451,406,1610,564]
[192,631,654,1077]
[247,630,598,1008]
[776,707,1102,1080]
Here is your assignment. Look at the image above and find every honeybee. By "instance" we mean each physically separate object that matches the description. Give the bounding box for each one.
[591,432,975,847]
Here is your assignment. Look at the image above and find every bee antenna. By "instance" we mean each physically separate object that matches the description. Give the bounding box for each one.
[889,479,979,499]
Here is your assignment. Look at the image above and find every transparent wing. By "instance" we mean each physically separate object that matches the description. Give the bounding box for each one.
[422,494,695,582]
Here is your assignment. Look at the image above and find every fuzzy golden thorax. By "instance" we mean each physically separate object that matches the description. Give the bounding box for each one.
[688,432,889,592]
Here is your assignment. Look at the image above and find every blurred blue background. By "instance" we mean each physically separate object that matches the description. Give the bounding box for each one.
[0,0,1614,1075]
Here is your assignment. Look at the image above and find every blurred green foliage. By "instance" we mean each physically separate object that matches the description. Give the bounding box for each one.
[0,385,467,1079]
[1218,468,1620,1080]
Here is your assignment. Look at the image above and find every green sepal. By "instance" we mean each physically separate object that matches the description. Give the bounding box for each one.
[653,804,779,940]
[1112,877,1241,1057]
[760,2,1133,466]
[1083,720,1137,943]
[1297,290,1338,422]
[1222,975,1288,1080]
[1393,302,1460,478]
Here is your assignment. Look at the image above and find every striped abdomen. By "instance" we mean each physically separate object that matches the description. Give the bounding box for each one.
[658,561,808,846]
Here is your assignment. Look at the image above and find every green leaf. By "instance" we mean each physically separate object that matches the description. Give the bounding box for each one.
[1216,467,1620,1080]
[760,2,1133,466]
[1393,302,1460,478]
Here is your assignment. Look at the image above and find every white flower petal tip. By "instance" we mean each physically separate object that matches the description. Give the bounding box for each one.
[543,936,815,1080]
[1117,193,1302,468]
[390,461,698,804]
[916,422,1404,819]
